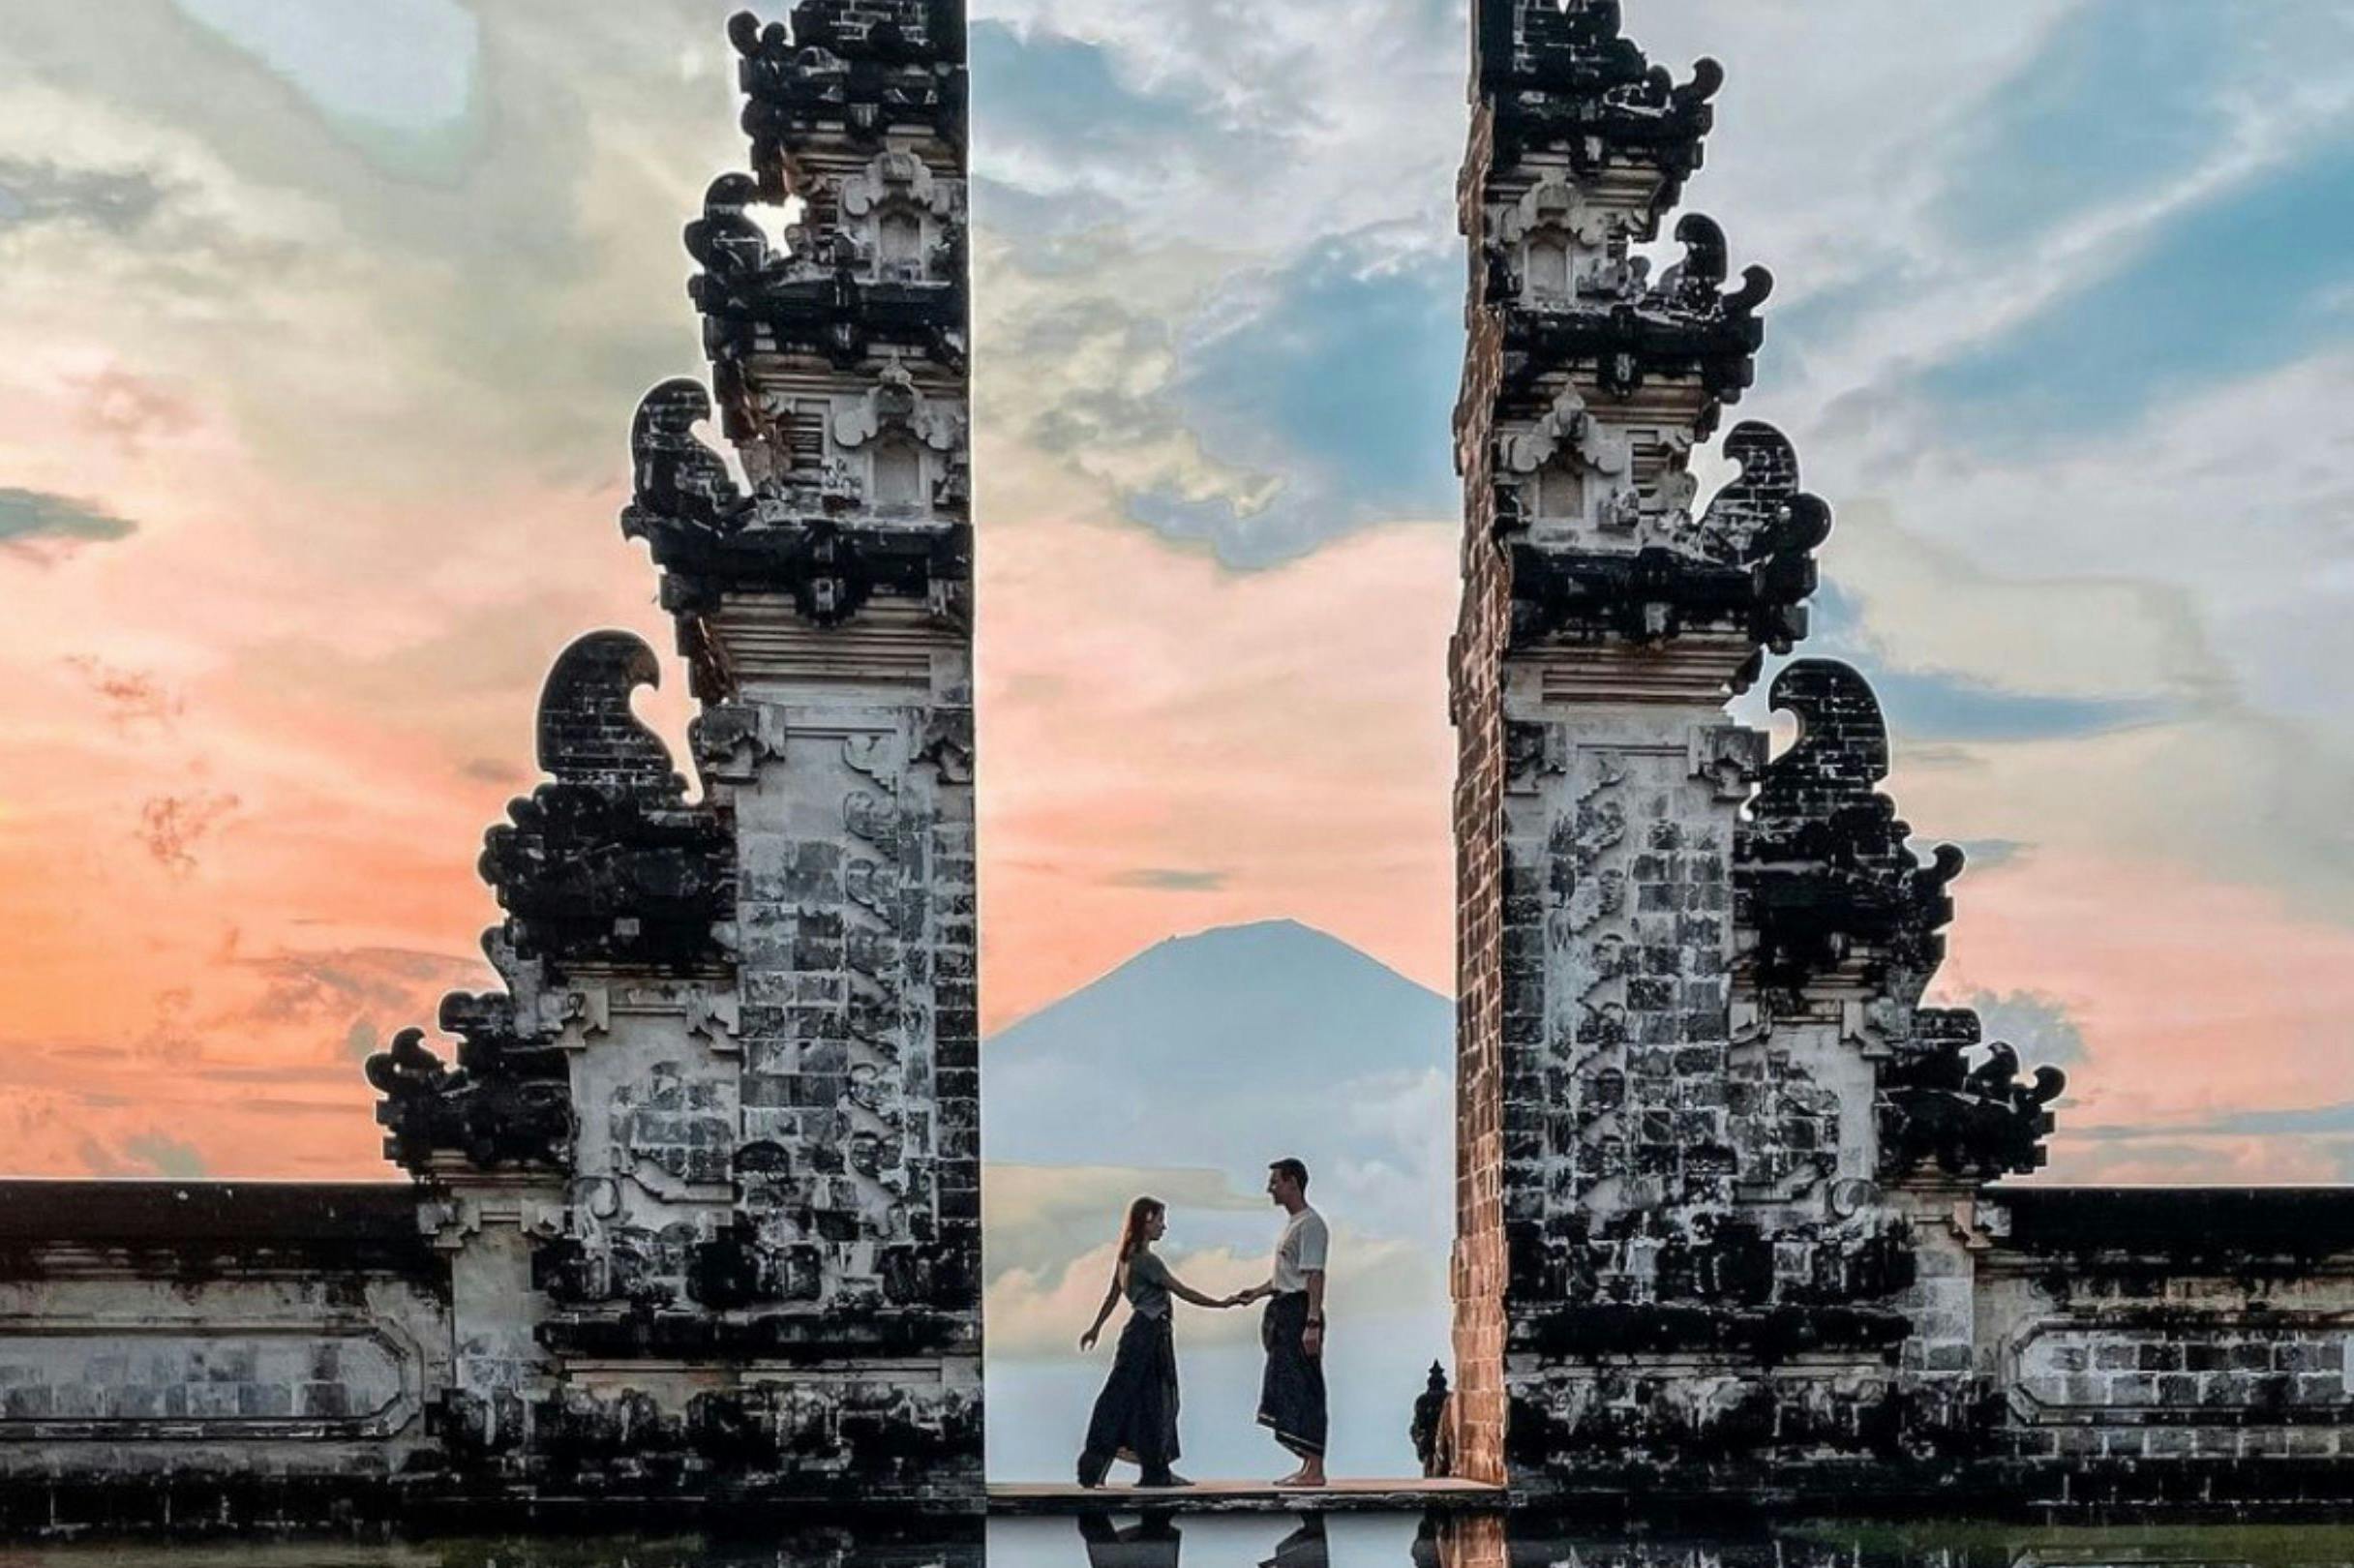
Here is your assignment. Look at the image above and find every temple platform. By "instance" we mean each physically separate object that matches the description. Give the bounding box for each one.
[988,1479,1505,1514]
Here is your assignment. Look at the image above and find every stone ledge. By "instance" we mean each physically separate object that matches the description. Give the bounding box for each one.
[1989,1186,2354,1261]
[987,1479,1505,1515]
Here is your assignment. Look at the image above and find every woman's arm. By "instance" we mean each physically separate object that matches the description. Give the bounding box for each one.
[1078,1266,1122,1350]
[1162,1270,1232,1311]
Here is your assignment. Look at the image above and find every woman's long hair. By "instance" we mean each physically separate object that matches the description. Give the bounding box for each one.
[1117,1195,1164,1264]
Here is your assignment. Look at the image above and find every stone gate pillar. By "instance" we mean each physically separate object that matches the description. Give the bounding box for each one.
[621,0,981,1489]
[1447,1,2064,1496]
[371,0,980,1507]
[1449,0,1839,1491]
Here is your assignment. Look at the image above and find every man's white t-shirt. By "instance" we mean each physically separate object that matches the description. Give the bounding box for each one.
[1272,1205,1330,1294]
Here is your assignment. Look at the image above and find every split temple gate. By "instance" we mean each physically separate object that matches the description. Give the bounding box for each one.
[9,0,2354,1527]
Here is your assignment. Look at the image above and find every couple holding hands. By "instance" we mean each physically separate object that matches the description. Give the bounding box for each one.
[1076,1158,1330,1491]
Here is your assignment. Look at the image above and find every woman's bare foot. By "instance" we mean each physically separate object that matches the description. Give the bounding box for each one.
[1272,1463,1327,1489]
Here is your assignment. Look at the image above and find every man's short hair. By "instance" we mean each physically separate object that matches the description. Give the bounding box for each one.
[1269,1158,1310,1191]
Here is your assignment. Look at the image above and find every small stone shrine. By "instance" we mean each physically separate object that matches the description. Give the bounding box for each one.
[7,0,2354,1532]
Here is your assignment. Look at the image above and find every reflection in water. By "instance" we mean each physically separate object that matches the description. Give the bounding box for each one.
[1076,1513,1184,1568]
[1260,1517,1330,1568]
[1012,1515,2354,1568]
[1421,1516,2354,1568]
[9,1518,2354,1568]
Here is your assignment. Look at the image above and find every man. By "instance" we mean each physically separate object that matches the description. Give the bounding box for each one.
[1227,1157,1329,1487]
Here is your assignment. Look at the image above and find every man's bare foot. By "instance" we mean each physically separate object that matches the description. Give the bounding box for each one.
[1272,1465,1326,1489]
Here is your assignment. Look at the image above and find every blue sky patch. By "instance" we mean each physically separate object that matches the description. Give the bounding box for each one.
[171,0,478,176]
[971,21,1205,151]
[1917,118,2354,445]
[0,488,136,545]
[1936,2,2249,253]
[1764,583,2175,743]
[1870,667,2175,743]
[1131,236,1462,565]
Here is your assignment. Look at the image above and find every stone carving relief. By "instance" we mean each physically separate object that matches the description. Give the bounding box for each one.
[831,362,967,520]
[1878,1008,2065,1181]
[1498,382,1636,538]
[1480,0,1724,198]
[837,150,965,286]
[1488,180,1646,311]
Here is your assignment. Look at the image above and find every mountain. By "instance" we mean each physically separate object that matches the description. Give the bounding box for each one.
[982,919,1453,1197]
[981,919,1456,1481]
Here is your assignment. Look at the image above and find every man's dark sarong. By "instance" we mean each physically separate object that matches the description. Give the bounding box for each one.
[1078,1312,1181,1485]
[1255,1290,1327,1459]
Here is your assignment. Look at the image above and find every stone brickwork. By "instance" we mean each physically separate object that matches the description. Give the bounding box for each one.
[1450,0,1915,1491]
[1447,95,1513,1482]
[0,1183,452,1533]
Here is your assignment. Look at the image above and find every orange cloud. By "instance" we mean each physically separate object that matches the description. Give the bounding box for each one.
[1941,847,2354,1178]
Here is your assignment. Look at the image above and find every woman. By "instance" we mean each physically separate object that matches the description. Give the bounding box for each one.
[1076,1195,1232,1489]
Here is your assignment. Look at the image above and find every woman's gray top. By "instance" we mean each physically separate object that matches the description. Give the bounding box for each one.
[1124,1249,1173,1319]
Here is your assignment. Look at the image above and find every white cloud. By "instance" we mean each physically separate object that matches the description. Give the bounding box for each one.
[983,1162,1264,1280]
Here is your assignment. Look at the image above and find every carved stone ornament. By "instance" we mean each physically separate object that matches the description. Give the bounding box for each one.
[1878,1008,2066,1180]
[1737,659,1965,990]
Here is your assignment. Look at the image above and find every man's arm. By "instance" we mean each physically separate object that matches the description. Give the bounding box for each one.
[1298,1214,1330,1354]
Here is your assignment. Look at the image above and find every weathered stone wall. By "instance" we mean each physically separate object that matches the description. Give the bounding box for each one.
[1968,1187,2354,1502]
[0,1182,452,1531]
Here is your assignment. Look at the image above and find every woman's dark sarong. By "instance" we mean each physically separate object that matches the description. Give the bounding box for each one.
[1078,1312,1181,1485]
[1255,1291,1327,1459]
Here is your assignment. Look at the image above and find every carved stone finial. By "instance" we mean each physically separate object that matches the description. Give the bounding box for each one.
[534,631,681,797]
[1879,1010,2067,1181]
[1758,659,1891,810]
[1652,215,1772,321]
[685,173,769,281]
[1700,423,1830,559]
[363,1026,447,1101]
[1740,660,1970,989]
[626,378,744,540]
[1675,57,1726,109]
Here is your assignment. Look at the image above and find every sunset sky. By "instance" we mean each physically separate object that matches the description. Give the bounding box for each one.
[4,0,2354,1204]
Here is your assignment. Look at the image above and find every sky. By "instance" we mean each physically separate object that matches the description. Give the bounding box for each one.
[4,0,2354,1473]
